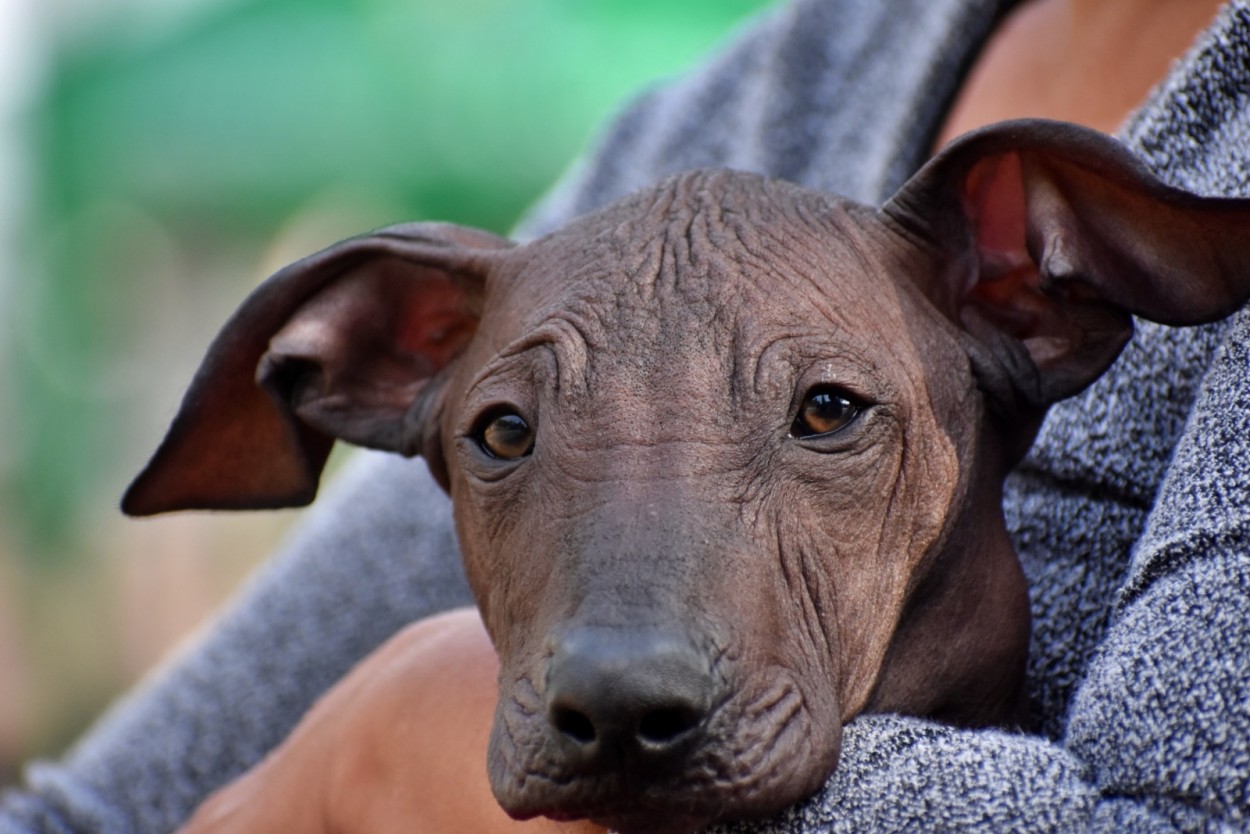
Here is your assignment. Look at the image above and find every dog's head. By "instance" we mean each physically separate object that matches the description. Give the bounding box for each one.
[125,121,1250,833]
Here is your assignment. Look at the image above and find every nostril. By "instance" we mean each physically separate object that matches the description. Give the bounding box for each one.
[551,705,597,745]
[545,627,717,761]
[638,705,702,745]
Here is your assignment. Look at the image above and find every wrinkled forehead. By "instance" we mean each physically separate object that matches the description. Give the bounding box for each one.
[498,171,922,361]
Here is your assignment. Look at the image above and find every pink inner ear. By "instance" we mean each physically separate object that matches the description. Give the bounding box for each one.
[396,279,478,369]
[959,151,1064,349]
[962,153,1034,283]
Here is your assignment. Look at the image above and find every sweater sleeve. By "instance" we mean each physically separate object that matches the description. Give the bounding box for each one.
[1063,307,1250,832]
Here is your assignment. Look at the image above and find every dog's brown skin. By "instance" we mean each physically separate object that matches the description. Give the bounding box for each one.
[126,120,1250,833]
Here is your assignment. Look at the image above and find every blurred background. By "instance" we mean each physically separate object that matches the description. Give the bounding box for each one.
[0,0,773,786]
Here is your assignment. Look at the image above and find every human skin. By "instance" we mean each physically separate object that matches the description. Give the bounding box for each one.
[178,609,601,834]
[176,1,1230,832]
[935,0,1227,145]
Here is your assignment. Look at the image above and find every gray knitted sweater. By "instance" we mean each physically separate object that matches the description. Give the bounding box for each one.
[5,0,1250,831]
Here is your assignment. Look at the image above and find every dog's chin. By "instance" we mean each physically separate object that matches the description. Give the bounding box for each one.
[590,810,710,834]
[496,783,724,832]
[517,798,716,834]
[490,729,841,834]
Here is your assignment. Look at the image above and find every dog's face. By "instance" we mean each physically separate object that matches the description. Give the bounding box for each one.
[437,174,1002,829]
[123,121,1250,833]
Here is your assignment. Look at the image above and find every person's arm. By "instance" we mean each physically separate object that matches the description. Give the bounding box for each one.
[174,608,602,834]
[0,454,473,834]
[1062,306,1250,832]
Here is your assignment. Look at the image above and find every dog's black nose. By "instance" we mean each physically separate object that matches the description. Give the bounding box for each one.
[545,627,716,768]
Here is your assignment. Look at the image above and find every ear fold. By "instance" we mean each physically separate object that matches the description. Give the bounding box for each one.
[122,223,512,516]
[884,118,1250,408]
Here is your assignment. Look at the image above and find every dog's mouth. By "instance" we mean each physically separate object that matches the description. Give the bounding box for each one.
[504,775,732,834]
[590,808,718,834]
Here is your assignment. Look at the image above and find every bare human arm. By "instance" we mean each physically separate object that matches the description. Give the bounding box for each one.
[178,608,603,834]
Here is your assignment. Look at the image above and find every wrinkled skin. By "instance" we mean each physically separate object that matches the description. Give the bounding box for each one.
[125,120,1250,833]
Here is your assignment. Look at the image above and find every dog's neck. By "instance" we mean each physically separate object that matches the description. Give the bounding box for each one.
[861,421,1032,728]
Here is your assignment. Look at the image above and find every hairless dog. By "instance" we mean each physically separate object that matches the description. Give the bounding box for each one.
[125,120,1250,833]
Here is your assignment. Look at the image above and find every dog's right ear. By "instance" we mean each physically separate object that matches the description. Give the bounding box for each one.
[122,223,512,516]
[884,119,1250,412]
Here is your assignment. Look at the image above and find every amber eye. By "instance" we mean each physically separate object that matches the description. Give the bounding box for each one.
[477,411,534,460]
[791,386,861,438]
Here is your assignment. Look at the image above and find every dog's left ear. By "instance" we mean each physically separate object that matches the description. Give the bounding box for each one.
[884,118,1250,409]
[123,223,512,516]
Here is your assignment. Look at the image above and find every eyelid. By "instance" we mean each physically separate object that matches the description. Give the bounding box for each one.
[788,379,871,415]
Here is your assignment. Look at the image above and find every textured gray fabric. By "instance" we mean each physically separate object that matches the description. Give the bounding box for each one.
[518,0,1002,238]
[5,0,1250,832]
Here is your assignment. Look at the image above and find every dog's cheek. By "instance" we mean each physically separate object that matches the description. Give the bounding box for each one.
[446,467,540,614]
[684,544,845,814]
[700,666,843,819]
[759,440,909,716]
[484,679,545,818]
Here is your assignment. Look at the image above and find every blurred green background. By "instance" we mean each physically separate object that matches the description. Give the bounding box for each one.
[0,0,773,785]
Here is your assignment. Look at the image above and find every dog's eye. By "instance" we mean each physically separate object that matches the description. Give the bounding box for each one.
[476,410,534,460]
[791,386,861,438]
